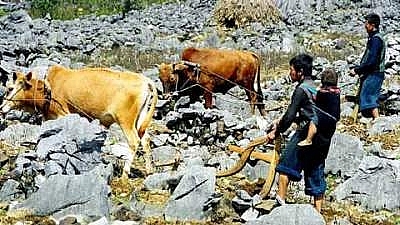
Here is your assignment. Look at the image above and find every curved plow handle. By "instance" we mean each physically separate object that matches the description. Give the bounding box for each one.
[216,134,282,199]
[216,136,268,177]
[260,135,281,198]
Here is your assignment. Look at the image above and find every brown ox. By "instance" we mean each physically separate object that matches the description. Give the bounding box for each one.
[0,65,158,175]
[158,47,266,116]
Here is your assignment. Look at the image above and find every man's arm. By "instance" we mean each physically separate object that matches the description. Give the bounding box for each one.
[276,87,307,134]
[354,36,383,75]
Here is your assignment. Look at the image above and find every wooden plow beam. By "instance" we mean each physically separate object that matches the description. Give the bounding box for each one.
[217,135,281,198]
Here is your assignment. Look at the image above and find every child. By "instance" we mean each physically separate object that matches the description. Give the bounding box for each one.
[298,68,341,146]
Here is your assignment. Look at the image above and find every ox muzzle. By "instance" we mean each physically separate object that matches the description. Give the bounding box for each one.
[161,80,179,100]
[0,85,19,116]
[162,90,179,100]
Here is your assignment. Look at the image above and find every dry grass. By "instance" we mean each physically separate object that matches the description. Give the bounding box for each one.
[367,129,400,150]
[110,176,142,203]
[0,209,54,225]
[213,0,281,28]
[323,202,400,225]
[258,31,363,81]
[142,218,241,225]
[71,47,167,72]
[301,31,363,61]
[338,118,400,151]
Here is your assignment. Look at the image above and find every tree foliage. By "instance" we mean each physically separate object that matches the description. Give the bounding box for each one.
[29,0,170,20]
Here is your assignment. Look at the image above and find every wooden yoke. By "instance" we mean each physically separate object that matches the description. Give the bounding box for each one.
[217,135,282,198]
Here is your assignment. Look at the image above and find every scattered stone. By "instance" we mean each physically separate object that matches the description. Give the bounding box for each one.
[245,204,325,225]
[59,216,80,225]
[240,207,259,222]
[254,199,276,214]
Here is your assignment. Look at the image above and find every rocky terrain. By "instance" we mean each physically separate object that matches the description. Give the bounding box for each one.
[0,0,399,224]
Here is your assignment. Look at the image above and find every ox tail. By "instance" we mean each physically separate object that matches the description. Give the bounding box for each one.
[254,54,266,116]
[138,79,158,138]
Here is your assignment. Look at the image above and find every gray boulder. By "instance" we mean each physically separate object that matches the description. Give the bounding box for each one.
[333,156,400,211]
[245,204,325,225]
[13,164,112,220]
[164,165,216,222]
[0,123,40,147]
[215,91,253,119]
[37,114,107,176]
[368,115,400,136]
[325,133,365,178]
[0,179,23,202]
[143,171,184,190]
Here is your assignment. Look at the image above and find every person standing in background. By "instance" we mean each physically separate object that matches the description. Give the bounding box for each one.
[350,13,386,120]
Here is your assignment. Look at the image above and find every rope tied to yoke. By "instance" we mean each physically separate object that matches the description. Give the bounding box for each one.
[3,78,95,120]
[171,60,265,106]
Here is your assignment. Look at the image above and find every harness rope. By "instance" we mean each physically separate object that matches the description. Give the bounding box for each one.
[4,87,23,101]
[172,61,265,105]
[200,67,263,98]
[175,82,268,107]
[4,80,95,121]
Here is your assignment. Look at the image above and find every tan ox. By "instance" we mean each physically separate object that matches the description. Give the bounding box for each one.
[158,47,266,116]
[0,65,158,175]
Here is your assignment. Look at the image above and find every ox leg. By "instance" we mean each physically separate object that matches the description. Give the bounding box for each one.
[189,92,201,103]
[246,90,256,115]
[140,131,154,175]
[204,91,213,109]
[119,118,154,175]
[118,122,140,176]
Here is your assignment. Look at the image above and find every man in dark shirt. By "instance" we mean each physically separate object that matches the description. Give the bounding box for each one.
[267,54,339,213]
[350,13,386,119]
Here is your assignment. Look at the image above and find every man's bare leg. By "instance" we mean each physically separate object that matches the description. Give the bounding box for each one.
[314,195,324,213]
[277,174,289,205]
[371,108,379,120]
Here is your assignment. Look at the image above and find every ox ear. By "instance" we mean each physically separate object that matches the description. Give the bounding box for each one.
[23,72,34,88]
[12,72,17,81]
[25,72,33,81]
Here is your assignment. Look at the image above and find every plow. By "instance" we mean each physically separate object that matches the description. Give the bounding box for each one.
[217,134,282,198]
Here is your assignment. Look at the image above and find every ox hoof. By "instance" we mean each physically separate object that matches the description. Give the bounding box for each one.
[144,166,155,176]
[128,163,149,178]
[121,171,130,180]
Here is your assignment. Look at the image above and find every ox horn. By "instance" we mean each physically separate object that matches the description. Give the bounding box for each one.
[174,63,188,71]
[12,71,17,81]
[0,65,10,75]
[44,79,52,91]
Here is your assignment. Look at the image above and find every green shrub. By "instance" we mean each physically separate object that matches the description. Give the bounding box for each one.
[213,0,281,28]
[29,0,172,20]
[0,8,7,17]
[131,0,171,9]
